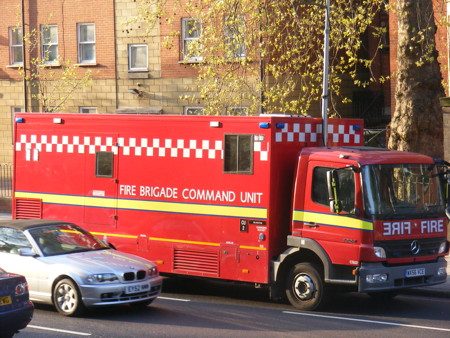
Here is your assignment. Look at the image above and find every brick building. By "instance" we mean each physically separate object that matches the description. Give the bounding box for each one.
[0,1,392,164]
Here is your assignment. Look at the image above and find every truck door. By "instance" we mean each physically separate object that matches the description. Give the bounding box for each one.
[301,161,356,243]
[84,134,118,226]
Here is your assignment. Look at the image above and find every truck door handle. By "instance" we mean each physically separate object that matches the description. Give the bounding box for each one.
[305,222,318,228]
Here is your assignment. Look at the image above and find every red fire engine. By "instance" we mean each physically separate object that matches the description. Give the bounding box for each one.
[12,113,449,310]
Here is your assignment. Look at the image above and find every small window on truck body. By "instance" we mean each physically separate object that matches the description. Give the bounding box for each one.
[224,134,253,174]
[96,151,113,177]
[312,166,355,213]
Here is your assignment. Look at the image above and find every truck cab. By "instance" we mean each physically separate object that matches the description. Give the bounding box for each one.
[276,146,448,310]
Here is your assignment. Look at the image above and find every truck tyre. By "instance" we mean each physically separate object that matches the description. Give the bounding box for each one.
[53,278,85,316]
[285,262,327,311]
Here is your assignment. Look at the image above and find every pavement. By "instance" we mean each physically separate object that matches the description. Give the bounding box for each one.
[0,212,449,298]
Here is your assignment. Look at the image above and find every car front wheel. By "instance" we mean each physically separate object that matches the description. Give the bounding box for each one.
[53,278,85,316]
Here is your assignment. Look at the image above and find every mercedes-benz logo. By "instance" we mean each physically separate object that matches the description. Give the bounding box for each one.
[410,240,420,255]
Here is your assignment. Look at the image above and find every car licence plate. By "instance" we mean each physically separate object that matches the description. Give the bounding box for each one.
[405,268,425,278]
[125,283,150,294]
[0,296,12,306]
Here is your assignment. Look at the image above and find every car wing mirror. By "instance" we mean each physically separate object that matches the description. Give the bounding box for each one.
[19,247,37,257]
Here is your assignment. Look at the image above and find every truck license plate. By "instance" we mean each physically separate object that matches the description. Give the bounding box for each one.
[405,268,425,278]
[125,282,150,294]
[0,296,12,306]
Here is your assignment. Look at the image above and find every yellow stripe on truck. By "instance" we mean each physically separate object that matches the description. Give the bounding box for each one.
[293,210,373,231]
[15,191,267,219]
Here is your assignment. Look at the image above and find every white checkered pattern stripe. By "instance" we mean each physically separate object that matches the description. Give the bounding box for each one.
[16,134,118,154]
[275,122,361,145]
[16,134,270,161]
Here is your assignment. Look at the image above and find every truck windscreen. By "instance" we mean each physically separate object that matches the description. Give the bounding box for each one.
[362,164,445,220]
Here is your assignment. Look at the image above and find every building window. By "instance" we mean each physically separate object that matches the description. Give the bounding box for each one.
[225,15,246,58]
[11,107,25,130]
[78,23,96,64]
[12,107,25,114]
[184,107,204,115]
[9,27,23,65]
[182,18,202,62]
[227,107,248,116]
[224,134,253,174]
[79,107,97,114]
[128,44,148,71]
[41,25,58,64]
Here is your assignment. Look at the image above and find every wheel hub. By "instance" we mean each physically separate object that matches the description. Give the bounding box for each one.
[294,274,315,300]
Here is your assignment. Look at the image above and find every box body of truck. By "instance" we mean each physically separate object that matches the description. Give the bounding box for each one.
[12,113,448,310]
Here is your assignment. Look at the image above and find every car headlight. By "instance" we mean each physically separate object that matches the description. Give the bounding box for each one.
[148,267,159,277]
[373,246,386,259]
[86,273,119,284]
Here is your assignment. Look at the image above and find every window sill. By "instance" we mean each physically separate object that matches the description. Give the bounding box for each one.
[6,64,23,69]
[127,71,149,79]
[38,63,61,68]
[178,59,203,64]
[76,62,98,67]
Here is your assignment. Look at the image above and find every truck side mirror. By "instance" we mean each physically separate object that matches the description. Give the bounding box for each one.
[327,169,340,214]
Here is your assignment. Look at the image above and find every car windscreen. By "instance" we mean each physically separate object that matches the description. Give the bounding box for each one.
[28,224,108,256]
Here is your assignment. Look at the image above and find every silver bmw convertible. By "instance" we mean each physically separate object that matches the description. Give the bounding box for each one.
[0,219,163,316]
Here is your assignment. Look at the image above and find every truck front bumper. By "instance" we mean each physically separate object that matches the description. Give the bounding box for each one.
[358,257,447,293]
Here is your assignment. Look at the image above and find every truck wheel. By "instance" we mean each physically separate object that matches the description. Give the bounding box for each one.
[53,278,85,316]
[285,263,327,311]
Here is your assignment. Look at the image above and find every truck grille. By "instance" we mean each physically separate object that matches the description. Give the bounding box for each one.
[375,237,445,258]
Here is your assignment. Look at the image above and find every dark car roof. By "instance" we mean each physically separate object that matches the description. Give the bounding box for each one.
[0,219,72,231]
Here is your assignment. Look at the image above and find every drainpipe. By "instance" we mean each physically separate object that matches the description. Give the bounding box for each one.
[22,0,28,112]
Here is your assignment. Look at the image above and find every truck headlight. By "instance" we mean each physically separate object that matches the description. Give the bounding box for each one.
[373,246,386,258]
[86,273,119,283]
[366,273,388,283]
[438,241,448,254]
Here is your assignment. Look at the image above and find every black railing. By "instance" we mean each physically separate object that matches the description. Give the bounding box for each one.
[352,91,389,128]
[0,163,12,198]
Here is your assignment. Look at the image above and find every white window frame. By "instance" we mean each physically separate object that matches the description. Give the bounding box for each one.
[41,24,59,64]
[227,106,249,116]
[128,44,148,71]
[183,106,204,115]
[11,107,25,131]
[78,23,96,64]
[181,18,202,62]
[79,107,98,114]
[225,15,246,59]
[9,27,23,66]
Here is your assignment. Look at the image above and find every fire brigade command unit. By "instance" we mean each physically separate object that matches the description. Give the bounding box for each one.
[12,113,449,310]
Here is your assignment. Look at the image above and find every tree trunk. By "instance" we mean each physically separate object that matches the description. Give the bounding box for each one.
[388,0,444,159]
